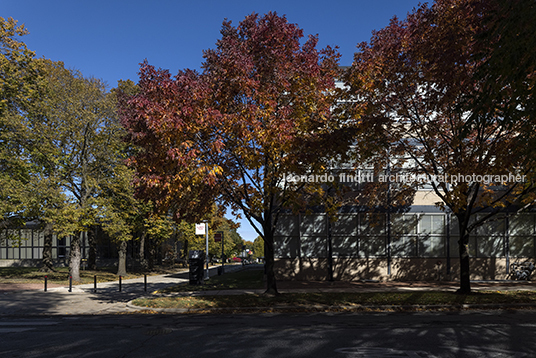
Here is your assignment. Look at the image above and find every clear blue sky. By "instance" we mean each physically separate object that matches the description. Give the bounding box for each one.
[4,0,424,241]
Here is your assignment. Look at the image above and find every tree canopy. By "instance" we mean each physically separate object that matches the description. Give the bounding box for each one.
[345,0,535,293]
[0,17,41,226]
[119,12,351,294]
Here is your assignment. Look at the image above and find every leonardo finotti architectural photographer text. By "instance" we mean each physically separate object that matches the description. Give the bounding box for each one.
[283,172,527,185]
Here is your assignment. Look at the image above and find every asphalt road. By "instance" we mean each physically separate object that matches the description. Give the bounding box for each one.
[1,310,535,358]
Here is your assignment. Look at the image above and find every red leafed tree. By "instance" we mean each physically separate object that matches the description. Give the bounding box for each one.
[345,0,535,293]
[118,67,219,224]
[472,0,536,134]
[120,12,349,294]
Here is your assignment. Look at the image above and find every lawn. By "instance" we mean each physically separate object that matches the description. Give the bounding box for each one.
[132,290,536,312]
[132,268,536,312]
[158,268,265,293]
[0,266,181,285]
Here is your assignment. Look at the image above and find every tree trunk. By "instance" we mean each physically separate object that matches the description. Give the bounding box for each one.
[87,226,97,270]
[69,232,82,282]
[183,238,189,267]
[263,222,278,295]
[458,235,471,293]
[182,239,189,262]
[117,240,128,276]
[457,216,472,294]
[147,237,155,271]
[39,223,56,273]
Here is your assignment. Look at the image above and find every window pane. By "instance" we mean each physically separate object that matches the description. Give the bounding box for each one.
[36,231,44,246]
[509,215,534,236]
[478,215,505,236]
[450,216,477,235]
[391,235,417,257]
[468,236,477,257]
[419,236,445,257]
[420,215,432,234]
[451,217,459,235]
[332,236,357,257]
[477,236,504,257]
[274,215,299,236]
[360,213,385,236]
[420,215,445,235]
[20,230,32,247]
[20,247,30,259]
[301,215,326,236]
[331,215,358,236]
[359,236,385,257]
[9,247,19,259]
[432,216,445,234]
[392,214,417,235]
[301,236,326,258]
[274,236,299,258]
[510,236,534,257]
[450,235,459,257]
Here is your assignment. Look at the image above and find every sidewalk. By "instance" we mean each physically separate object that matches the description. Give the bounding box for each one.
[1,265,535,316]
[0,265,241,316]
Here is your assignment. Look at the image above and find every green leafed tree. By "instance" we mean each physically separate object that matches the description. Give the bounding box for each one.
[252,236,264,260]
[174,206,242,264]
[27,60,120,281]
[0,17,41,227]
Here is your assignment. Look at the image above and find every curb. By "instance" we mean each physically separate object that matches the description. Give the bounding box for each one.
[126,301,536,314]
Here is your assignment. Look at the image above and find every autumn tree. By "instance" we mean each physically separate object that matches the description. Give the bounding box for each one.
[345,0,535,293]
[472,0,536,130]
[187,12,347,295]
[117,63,218,225]
[120,12,349,294]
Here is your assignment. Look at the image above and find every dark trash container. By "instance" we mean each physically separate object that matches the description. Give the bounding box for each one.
[189,250,205,285]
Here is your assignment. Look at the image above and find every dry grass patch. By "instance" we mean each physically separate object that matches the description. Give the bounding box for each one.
[132,290,536,311]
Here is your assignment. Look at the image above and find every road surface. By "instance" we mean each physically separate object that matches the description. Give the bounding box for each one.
[1,310,534,357]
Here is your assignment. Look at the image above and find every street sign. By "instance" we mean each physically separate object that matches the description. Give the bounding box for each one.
[195,223,205,235]
[214,233,222,242]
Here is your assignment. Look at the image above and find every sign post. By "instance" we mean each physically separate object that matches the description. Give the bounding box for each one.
[195,222,210,280]
[204,220,209,279]
[215,232,224,274]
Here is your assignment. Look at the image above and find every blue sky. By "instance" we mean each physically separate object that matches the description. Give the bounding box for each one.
[4,0,424,241]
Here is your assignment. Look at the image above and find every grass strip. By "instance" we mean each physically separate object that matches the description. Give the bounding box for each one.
[0,266,181,285]
[132,290,536,310]
[158,268,265,293]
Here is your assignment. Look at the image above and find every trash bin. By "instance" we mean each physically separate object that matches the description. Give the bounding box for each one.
[189,250,205,285]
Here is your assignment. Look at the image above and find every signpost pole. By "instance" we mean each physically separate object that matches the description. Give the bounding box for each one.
[215,232,224,274]
[204,220,209,280]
